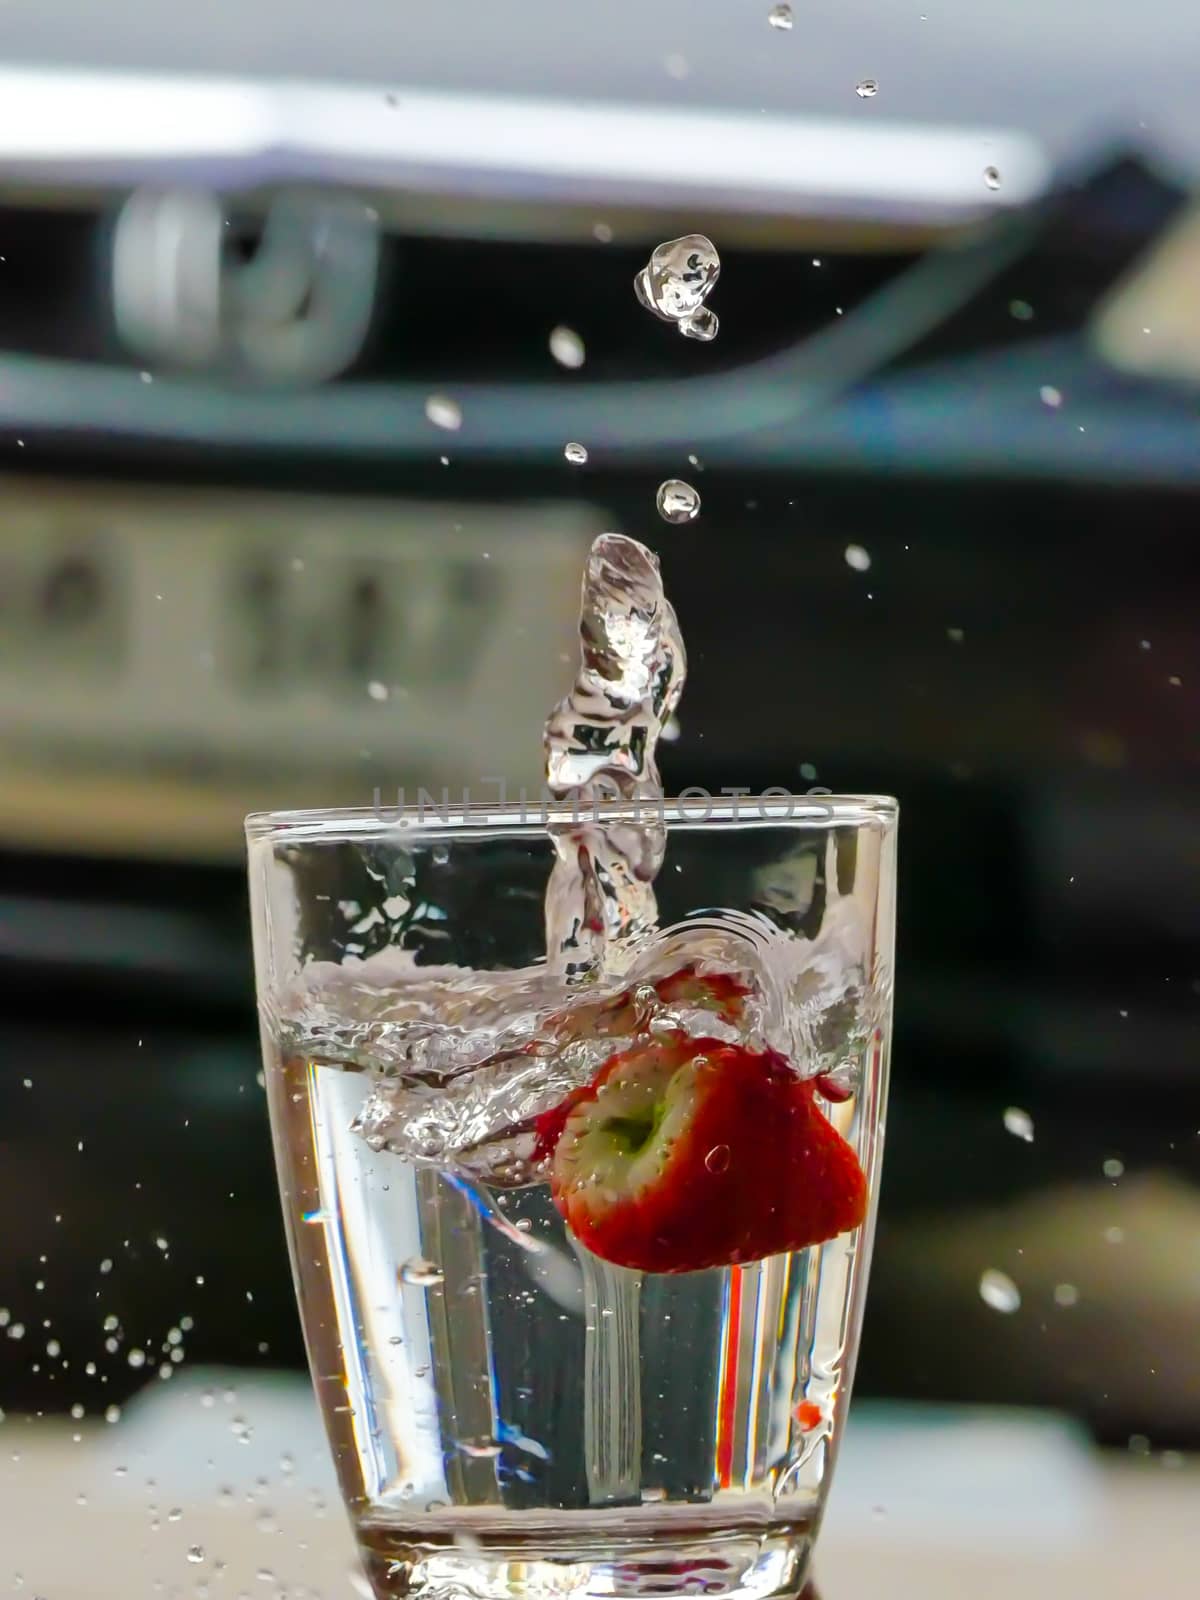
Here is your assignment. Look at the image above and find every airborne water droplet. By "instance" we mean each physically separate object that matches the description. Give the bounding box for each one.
[768,4,794,29]
[1040,385,1063,409]
[679,307,719,342]
[656,479,701,524]
[844,543,871,572]
[399,1257,445,1288]
[1003,1106,1035,1142]
[704,1144,731,1173]
[549,325,585,369]
[979,1268,1021,1314]
[424,395,462,432]
[635,235,720,325]
[983,166,1001,190]
[564,442,588,465]
[855,78,879,98]
[186,1546,205,1564]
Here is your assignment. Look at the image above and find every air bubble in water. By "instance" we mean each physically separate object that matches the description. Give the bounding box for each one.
[984,166,1001,190]
[768,4,794,29]
[679,307,719,342]
[1003,1107,1034,1142]
[979,1268,1021,1314]
[564,442,588,465]
[855,79,879,98]
[549,326,585,369]
[399,1257,445,1288]
[656,479,700,524]
[424,395,462,432]
[635,235,720,330]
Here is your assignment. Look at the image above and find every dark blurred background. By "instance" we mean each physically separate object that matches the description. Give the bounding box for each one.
[0,3,1198,1593]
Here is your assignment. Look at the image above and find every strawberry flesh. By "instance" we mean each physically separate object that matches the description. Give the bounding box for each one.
[544,1034,867,1273]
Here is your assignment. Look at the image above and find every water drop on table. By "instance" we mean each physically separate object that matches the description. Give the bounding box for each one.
[399,1257,445,1288]
[855,78,879,98]
[1003,1106,1034,1142]
[679,307,719,342]
[979,1268,1021,1314]
[424,395,462,431]
[768,4,794,29]
[549,325,586,369]
[983,166,1001,190]
[564,442,588,465]
[635,235,720,324]
[656,479,701,524]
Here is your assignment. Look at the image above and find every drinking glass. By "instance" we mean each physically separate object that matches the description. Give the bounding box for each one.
[246,795,897,1600]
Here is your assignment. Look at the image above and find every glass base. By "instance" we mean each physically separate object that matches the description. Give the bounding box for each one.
[357,1518,814,1600]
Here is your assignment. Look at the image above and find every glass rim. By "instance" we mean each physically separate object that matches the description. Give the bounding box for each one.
[246,793,898,846]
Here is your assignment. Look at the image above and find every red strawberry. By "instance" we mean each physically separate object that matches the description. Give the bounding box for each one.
[541,1034,867,1273]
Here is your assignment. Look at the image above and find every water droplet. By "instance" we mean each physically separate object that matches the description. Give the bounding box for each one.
[768,3,793,29]
[656,479,701,524]
[704,1144,731,1173]
[1103,1157,1125,1179]
[1003,1106,1034,1142]
[366,681,388,702]
[983,166,1001,191]
[549,326,585,369]
[104,1404,121,1424]
[844,543,871,572]
[635,235,720,326]
[46,1340,61,1358]
[127,1348,146,1369]
[424,395,462,432]
[564,442,588,465]
[1104,1225,1125,1244]
[1053,1283,1080,1307]
[679,306,719,342]
[399,1257,445,1288]
[6,1322,24,1340]
[1009,299,1034,321]
[593,221,614,243]
[168,1507,183,1523]
[230,1416,253,1444]
[70,1402,84,1420]
[1040,385,1063,409]
[256,1569,275,1584]
[855,78,879,98]
[99,1258,113,1275]
[979,1268,1021,1314]
[186,1547,205,1564]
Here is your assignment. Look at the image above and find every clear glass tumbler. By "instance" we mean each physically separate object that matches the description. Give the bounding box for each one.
[246,796,897,1600]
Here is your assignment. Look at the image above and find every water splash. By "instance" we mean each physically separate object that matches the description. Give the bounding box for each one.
[635,235,720,339]
[542,535,685,975]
